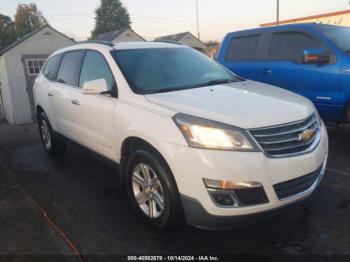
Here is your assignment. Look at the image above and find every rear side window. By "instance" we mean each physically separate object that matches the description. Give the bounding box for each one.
[79,51,116,91]
[56,51,85,86]
[42,54,62,81]
[226,34,262,61]
[267,32,319,63]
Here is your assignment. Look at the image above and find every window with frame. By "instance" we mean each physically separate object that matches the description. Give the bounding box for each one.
[26,59,46,76]
[226,34,262,61]
[267,32,320,63]
[42,54,63,81]
[56,50,85,86]
[79,50,116,91]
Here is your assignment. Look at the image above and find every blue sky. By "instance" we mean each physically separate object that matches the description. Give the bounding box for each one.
[1,0,350,41]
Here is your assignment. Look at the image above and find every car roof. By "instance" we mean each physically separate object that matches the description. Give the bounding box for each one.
[50,41,188,57]
[226,23,334,36]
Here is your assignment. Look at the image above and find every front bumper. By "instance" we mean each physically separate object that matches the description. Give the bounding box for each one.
[162,124,328,229]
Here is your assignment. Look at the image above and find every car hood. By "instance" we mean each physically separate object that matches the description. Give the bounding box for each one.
[145,80,315,129]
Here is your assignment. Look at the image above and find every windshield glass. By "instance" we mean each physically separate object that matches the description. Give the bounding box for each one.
[111,48,242,94]
[319,26,350,53]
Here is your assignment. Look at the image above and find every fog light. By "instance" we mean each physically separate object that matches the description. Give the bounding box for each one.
[204,179,268,207]
[208,189,240,207]
[203,178,262,190]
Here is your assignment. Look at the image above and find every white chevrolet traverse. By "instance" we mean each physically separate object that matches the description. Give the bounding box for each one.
[33,41,328,230]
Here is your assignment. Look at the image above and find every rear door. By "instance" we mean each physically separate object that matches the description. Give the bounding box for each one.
[48,50,85,137]
[257,30,341,110]
[70,50,117,159]
[218,33,265,80]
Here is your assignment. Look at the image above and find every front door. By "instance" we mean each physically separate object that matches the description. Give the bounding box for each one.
[256,30,341,122]
[70,50,117,159]
[22,55,48,121]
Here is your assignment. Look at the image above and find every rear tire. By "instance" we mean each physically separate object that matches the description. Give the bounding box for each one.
[125,149,183,230]
[38,112,67,156]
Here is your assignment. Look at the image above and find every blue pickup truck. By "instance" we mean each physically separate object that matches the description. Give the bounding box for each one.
[216,23,350,125]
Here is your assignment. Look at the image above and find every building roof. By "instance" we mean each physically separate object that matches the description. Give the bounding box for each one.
[261,9,350,27]
[93,27,145,41]
[155,31,206,49]
[0,24,74,56]
[155,32,190,42]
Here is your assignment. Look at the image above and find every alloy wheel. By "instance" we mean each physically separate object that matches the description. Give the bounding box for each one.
[40,120,51,150]
[132,163,165,218]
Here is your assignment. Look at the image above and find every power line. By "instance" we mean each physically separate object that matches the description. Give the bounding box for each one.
[43,12,255,27]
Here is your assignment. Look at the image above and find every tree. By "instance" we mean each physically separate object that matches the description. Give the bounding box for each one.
[91,0,131,38]
[14,3,47,38]
[0,14,18,50]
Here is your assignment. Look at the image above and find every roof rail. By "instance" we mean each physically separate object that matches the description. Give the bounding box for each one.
[153,40,184,45]
[76,40,114,47]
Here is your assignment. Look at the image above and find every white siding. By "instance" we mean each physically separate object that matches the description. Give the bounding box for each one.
[2,26,74,124]
[0,56,14,123]
[180,33,207,50]
[112,29,145,43]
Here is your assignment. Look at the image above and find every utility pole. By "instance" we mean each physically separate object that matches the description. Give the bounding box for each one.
[195,0,200,39]
[276,0,280,26]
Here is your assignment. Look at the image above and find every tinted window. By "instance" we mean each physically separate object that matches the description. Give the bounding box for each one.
[267,32,319,62]
[226,35,262,61]
[319,26,350,52]
[79,51,116,91]
[112,48,241,94]
[56,51,85,86]
[42,54,62,81]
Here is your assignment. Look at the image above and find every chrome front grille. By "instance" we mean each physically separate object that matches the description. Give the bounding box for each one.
[249,114,320,157]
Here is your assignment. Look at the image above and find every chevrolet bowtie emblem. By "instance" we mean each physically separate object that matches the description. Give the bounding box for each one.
[298,129,314,142]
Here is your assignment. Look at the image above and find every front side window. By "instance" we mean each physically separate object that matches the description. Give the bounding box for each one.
[42,54,63,81]
[56,50,85,86]
[319,25,350,53]
[79,51,116,91]
[226,34,262,61]
[112,48,241,94]
[267,32,319,63]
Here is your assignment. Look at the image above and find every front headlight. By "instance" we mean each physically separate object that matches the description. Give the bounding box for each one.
[173,113,258,151]
[314,109,323,126]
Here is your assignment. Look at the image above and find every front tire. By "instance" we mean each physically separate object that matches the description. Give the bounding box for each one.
[126,149,183,230]
[38,112,66,156]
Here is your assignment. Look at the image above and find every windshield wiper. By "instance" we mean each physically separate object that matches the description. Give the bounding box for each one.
[197,79,237,87]
[142,79,239,94]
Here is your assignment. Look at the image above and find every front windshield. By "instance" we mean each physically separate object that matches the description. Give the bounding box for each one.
[111,47,242,94]
[319,26,350,53]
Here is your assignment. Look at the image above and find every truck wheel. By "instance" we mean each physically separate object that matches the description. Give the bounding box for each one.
[126,149,183,230]
[38,112,67,156]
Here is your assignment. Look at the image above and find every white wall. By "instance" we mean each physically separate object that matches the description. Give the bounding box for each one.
[180,33,207,50]
[3,26,74,124]
[112,29,145,43]
[0,56,14,123]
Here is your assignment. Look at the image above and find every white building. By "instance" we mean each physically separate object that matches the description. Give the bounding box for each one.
[155,32,207,51]
[93,27,146,43]
[0,25,74,124]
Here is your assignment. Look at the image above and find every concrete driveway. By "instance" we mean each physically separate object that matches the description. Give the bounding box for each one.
[0,123,349,258]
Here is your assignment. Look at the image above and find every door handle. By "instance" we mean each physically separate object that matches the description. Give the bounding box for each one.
[71,99,80,106]
[48,92,54,97]
[261,68,272,75]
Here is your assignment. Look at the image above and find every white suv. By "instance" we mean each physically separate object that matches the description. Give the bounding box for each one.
[34,41,328,230]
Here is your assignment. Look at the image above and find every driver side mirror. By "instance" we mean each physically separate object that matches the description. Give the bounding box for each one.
[82,79,108,95]
[302,48,331,64]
